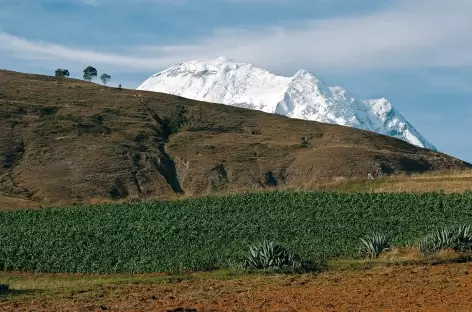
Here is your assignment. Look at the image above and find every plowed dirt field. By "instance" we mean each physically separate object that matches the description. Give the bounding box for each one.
[2,263,472,311]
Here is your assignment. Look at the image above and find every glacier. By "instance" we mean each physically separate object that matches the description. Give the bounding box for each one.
[137,57,436,150]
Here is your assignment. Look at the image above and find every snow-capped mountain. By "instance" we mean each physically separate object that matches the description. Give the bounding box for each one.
[137,57,436,150]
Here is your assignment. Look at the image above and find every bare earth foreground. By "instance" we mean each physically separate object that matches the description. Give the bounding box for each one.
[1,263,472,312]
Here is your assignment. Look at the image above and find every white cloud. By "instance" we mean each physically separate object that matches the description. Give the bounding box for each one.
[0,32,171,68]
[1,0,472,73]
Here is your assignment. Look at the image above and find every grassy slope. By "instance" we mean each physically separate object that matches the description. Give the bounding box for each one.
[314,170,472,193]
[1,191,472,273]
[209,169,472,196]
[0,70,470,209]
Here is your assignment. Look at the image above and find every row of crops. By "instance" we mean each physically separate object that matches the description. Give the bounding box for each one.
[1,191,472,273]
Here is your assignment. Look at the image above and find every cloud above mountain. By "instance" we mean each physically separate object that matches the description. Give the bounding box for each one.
[1,0,471,72]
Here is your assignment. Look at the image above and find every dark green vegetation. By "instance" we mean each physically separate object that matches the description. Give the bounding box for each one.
[0,283,9,293]
[54,69,69,78]
[1,191,472,273]
[82,66,97,81]
[100,73,111,85]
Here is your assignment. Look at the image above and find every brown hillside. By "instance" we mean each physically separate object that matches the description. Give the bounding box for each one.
[0,70,470,208]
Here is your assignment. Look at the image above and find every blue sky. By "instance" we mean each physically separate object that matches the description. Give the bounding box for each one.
[0,0,471,162]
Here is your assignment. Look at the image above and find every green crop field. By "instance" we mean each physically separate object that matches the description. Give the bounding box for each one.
[1,191,472,274]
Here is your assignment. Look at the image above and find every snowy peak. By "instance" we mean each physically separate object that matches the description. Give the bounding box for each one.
[137,58,436,151]
[293,69,315,80]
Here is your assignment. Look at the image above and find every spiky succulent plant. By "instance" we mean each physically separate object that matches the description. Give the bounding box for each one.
[243,240,301,270]
[359,233,391,258]
[418,225,472,254]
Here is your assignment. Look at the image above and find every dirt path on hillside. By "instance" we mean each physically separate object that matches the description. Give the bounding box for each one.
[2,263,472,312]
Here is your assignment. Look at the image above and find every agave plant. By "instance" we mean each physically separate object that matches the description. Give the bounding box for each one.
[243,240,301,270]
[456,225,472,251]
[359,233,391,258]
[419,225,472,254]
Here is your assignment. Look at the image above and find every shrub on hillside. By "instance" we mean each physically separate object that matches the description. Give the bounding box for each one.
[164,105,188,134]
[83,66,98,81]
[55,69,69,78]
[100,73,111,85]
[0,284,9,293]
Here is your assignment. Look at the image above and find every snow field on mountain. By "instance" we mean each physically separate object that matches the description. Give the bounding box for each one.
[138,57,436,150]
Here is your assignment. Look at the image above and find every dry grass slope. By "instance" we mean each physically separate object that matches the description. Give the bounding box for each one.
[0,70,470,208]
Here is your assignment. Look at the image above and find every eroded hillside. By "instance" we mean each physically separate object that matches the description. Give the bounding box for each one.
[0,70,470,208]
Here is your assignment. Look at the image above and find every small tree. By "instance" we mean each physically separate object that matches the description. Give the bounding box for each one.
[100,73,111,85]
[55,69,69,78]
[83,66,98,81]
